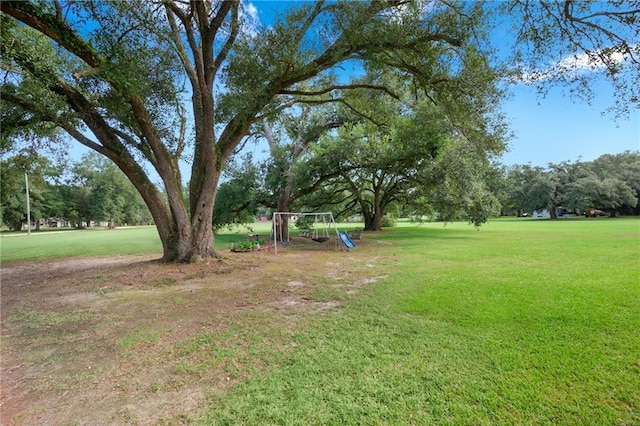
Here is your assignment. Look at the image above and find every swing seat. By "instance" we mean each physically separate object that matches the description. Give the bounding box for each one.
[312,237,329,243]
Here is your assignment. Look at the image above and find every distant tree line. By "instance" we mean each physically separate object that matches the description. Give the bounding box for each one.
[2,149,637,233]
[1,152,152,231]
[498,151,640,218]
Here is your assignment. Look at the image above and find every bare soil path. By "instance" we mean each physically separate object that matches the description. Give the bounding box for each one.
[1,240,386,425]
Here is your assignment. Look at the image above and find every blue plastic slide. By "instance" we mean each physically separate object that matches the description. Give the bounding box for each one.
[339,231,357,249]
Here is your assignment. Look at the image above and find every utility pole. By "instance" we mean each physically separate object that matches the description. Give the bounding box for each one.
[25,172,31,236]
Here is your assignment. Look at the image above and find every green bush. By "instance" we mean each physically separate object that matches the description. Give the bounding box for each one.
[380,214,397,227]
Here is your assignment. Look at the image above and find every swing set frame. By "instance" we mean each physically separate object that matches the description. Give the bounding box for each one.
[271,212,340,255]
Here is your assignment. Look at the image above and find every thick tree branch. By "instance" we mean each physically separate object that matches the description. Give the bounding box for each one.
[164,0,205,85]
[262,118,278,153]
[290,1,326,50]
[2,0,184,176]
[1,86,159,183]
[289,169,345,205]
[1,1,103,67]
[164,4,197,84]
[213,2,239,75]
[194,0,216,85]
[175,104,187,159]
[279,84,400,100]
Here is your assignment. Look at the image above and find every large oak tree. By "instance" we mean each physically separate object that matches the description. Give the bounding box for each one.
[1,0,494,261]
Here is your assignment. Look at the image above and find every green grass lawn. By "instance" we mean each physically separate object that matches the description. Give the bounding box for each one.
[0,226,163,261]
[2,218,639,424]
[200,218,640,425]
[0,221,364,262]
[0,224,257,262]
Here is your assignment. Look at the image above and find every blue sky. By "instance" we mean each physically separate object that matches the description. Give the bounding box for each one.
[500,83,639,167]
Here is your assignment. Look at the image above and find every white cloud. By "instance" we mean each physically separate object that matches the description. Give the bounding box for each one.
[557,49,628,71]
[237,1,261,40]
[245,2,258,21]
[516,45,634,84]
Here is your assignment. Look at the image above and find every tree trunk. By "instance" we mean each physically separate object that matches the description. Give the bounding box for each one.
[274,214,290,243]
[371,206,384,231]
[153,208,216,263]
[363,184,385,231]
[274,184,293,242]
[146,168,220,263]
[363,204,385,231]
[263,118,296,243]
[362,209,375,231]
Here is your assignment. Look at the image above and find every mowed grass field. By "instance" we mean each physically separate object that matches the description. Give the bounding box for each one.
[2,217,639,424]
[196,218,640,425]
[0,224,276,262]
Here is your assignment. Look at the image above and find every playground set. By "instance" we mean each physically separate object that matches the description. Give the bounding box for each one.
[270,212,357,255]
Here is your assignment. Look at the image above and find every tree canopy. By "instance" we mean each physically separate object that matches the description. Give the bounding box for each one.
[500,152,640,217]
[0,153,53,231]
[0,151,152,230]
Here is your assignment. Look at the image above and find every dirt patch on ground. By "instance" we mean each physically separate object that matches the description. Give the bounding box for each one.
[1,238,387,425]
